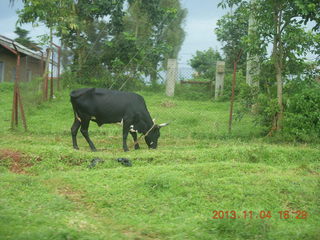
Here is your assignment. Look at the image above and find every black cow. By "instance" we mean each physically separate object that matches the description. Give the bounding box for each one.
[70,88,168,152]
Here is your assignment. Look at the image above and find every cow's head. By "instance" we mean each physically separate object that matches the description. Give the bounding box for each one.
[145,123,169,149]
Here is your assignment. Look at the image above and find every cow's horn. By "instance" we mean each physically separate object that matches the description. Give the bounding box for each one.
[153,118,156,123]
[158,123,169,128]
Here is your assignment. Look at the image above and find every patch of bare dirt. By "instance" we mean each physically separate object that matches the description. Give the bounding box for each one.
[161,100,176,108]
[0,149,40,174]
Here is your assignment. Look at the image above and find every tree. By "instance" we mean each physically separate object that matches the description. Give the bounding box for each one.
[17,0,126,79]
[14,26,39,50]
[219,0,319,133]
[126,0,187,86]
[189,48,222,79]
[216,6,248,133]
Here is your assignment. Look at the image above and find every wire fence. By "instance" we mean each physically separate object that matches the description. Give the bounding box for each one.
[7,42,61,130]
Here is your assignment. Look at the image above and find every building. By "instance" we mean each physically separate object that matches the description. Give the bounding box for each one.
[0,35,45,83]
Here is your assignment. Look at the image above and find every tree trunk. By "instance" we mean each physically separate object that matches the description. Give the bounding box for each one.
[228,50,242,133]
[275,61,283,130]
[150,61,158,86]
[228,60,238,133]
[269,7,284,135]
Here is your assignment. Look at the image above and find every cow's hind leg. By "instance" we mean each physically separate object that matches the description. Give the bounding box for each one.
[71,118,81,150]
[80,119,97,152]
[130,132,140,150]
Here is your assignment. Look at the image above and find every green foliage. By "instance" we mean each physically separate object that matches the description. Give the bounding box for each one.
[14,26,39,51]
[17,0,126,83]
[189,48,222,79]
[282,84,320,142]
[125,0,187,85]
[236,76,320,142]
[215,4,248,65]
[221,70,246,101]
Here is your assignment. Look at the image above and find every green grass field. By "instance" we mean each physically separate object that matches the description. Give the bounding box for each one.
[0,83,319,240]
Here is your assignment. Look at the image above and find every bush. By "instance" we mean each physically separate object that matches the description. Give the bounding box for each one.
[175,83,213,101]
[222,70,246,100]
[282,86,320,142]
[236,77,320,142]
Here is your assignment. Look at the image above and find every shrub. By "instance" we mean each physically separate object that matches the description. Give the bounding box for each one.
[282,86,320,142]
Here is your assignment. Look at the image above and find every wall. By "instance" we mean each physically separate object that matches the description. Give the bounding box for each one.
[0,47,16,82]
[0,46,44,83]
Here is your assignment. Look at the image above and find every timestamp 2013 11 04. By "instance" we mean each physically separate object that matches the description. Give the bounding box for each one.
[212,210,308,220]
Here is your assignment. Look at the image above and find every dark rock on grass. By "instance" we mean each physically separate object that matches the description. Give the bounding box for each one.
[87,158,104,168]
[87,157,132,168]
[117,158,132,167]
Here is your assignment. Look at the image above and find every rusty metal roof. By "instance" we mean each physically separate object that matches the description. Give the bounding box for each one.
[0,35,44,60]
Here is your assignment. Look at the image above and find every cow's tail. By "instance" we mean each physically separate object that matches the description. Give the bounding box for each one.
[70,88,94,123]
[70,100,82,123]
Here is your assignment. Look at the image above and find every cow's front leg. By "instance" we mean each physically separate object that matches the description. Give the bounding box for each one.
[71,118,81,150]
[122,125,130,152]
[130,131,140,150]
[80,119,97,152]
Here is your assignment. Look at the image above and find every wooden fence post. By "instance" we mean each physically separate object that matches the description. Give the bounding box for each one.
[11,50,27,130]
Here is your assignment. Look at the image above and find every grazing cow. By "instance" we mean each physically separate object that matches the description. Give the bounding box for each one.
[70,88,168,152]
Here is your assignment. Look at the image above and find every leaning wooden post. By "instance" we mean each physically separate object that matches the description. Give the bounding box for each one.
[165,59,178,97]
[11,49,27,130]
[215,61,225,100]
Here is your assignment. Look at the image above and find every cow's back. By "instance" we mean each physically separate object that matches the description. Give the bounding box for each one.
[70,88,150,124]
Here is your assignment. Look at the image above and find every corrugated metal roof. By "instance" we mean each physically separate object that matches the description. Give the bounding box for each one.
[0,34,44,60]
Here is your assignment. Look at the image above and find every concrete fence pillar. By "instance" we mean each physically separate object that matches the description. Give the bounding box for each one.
[166,59,178,97]
[215,61,225,100]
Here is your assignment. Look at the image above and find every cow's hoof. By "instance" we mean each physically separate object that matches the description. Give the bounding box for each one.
[73,146,79,150]
[134,145,140,150]
[91,149,98,152]
[123,148,129,152]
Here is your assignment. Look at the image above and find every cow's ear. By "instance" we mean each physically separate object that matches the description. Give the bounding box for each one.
[158,123,169,128]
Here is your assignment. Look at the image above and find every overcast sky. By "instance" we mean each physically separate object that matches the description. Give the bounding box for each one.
[0,0,227,68]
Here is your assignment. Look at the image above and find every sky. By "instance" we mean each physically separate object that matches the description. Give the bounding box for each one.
[0,0,227,68]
